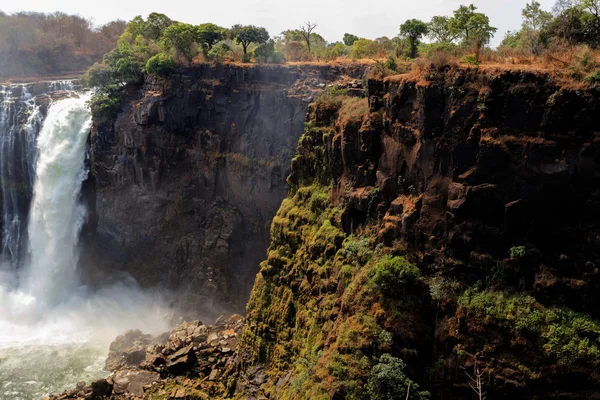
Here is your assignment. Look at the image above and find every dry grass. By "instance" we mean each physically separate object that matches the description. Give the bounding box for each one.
[338,97,369,124]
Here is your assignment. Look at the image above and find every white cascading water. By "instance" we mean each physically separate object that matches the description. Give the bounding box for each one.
[0,86,172,400]
[25,94,91,307]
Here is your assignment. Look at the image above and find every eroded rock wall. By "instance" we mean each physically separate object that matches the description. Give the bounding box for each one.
[84,63,365,318]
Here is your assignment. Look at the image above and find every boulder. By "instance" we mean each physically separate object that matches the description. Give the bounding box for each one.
[112,369,160,397]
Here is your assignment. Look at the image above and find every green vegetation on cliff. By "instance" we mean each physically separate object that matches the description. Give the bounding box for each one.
[237,67,600,398]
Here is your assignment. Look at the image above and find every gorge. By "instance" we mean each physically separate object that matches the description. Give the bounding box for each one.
[1,61,600,400]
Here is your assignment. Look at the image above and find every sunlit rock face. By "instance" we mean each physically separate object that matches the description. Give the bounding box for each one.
[84,63,366,319]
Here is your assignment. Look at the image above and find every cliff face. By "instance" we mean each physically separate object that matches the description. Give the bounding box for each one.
[239,68,600,399]
[84,64,365,318]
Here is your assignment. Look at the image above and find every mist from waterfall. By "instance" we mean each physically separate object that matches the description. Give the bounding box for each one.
[0,84,172,400]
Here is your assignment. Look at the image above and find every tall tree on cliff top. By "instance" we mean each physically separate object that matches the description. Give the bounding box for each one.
[400,19,429,58]
[343,33,359,46]
[196,23,227,54]
[300,21,318,52]
[449,4,496,58]
[162,22,199,65]
[230,24,269,54]
[523,1,553,31]
[144,12,174,40]
[427,15,459,42]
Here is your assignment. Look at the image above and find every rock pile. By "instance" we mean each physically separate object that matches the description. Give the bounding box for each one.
[49,315,245,400]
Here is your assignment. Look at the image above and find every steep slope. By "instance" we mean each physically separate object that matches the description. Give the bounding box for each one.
[238,67,600,399]
[83,63,366,318]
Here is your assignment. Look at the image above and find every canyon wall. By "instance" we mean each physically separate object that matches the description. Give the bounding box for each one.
[84,64,365,318]
[56,66,600,400]
[238,67,600,399]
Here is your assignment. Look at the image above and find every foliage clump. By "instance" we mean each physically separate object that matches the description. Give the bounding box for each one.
[367,354,430,400]
[145,53,176,76]
[459,290,600,368]
[369,256,421,298]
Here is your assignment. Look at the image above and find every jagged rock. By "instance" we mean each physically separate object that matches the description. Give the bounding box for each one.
[112,370,160,397]
[89,379,113,397]
[105,329,155,371]
[167,344,197,374]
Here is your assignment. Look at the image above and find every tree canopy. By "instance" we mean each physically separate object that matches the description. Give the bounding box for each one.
[400,19,429,58]
[230,24,269,54]
[343,33,359,46]
[161,22,198,64]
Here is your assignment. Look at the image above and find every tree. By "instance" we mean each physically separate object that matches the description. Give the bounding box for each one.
[500,30,521,48]
[230,24,269,54]
[578,0,600,41]
[428,15,458,42]
[161,22,199,64]
[144,12,173,40]
[449,4,478,42]
[463,359,489,400]
[400,19,429,58]
[553,0,576,14]
[449,4,497,58]
[300,21,318,52]
[366,354,430,400]
[343,33,359,46]
[522,1,553,31]
[196,23,227,54]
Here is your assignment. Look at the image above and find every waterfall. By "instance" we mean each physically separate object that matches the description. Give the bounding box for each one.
[0,82,171,400]
[25,94,92,306]
[0,81,75,274]
[0,86,39,270]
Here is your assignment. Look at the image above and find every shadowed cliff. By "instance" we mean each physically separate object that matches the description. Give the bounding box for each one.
[82,63,367,319]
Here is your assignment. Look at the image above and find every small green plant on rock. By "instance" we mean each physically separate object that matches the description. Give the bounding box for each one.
[367,354,430,400]
[585,71,600,85]
[509,245,526,259]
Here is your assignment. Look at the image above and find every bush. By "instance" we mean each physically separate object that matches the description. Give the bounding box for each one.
[207,43,231,62]
[254,40,285,64]
[385,56,398,72]
[459,290,600,367]
[461,53,479,66]
[586,70,600,85]
[369,256,421,298]
[145,53,176,76]
[509,245,526,259]
[83,63,113,88]
[367,354,429,400]
[88,92,121,119]
[412,50,458,74]
[241,52,253,63]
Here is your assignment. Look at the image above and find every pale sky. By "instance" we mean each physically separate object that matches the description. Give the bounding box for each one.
[0,0,557,47]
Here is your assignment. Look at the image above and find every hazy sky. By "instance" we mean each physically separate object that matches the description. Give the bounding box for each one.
[0,0,557,47]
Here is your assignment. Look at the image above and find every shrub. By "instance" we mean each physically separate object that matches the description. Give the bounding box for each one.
[459,290,600,367]
[369,256,421,298]
[509,245,526,259]
[84,63,113,88]
[586,70,600,85]
[254,39,285,64]
[338,97,369,124]
[207,43,231,63]
[385,56,398,72]
[366,354,430,400]
[145,53,176,76]
[412,50,458,74]
[88,93,121,120]
[241,52,253,63]
[461,53,479,66]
